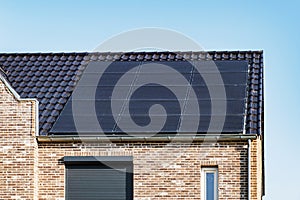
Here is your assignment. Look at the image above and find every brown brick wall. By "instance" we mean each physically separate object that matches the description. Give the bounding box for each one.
[37,141,260,200]
[0,79,37,200]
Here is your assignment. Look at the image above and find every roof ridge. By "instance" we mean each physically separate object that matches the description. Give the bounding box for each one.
[0,50,263,55]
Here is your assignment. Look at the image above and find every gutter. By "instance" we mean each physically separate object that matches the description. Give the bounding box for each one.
[36,134,257,143]
[248,139,251,200]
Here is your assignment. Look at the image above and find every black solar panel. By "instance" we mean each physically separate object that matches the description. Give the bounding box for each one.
[50,60,249,135]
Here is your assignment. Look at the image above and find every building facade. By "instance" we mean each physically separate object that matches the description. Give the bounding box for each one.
[0,51,264,200]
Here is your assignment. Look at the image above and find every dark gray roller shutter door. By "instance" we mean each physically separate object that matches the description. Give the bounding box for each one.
[65,156,133,200]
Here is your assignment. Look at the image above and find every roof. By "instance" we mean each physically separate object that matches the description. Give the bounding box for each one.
[0,51,264,136]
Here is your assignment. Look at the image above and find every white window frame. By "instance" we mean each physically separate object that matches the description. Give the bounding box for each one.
[201,167,218,200]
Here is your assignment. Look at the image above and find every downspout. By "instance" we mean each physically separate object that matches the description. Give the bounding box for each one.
[248,139,251,200]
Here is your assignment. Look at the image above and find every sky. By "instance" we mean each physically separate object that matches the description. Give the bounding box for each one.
[1,0,300,199]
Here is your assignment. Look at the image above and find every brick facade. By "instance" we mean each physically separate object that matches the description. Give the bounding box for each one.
[0,76,263,199]
[38,141,262,200]
[0,78,38,199]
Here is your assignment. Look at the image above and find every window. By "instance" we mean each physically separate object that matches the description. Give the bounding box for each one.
[201,167,218,200]
[64,156,133,200]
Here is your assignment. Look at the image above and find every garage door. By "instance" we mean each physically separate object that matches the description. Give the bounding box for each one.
[64,156,133,200]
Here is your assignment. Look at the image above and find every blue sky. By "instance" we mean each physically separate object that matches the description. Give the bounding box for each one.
[1,0,299,199]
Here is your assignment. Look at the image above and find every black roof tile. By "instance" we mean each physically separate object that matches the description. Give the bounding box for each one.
[36,92,45,99]
[58,98,67,104]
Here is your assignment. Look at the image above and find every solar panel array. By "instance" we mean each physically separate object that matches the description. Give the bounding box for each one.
[50,60,249,135]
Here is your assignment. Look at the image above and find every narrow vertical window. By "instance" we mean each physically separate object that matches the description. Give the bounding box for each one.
[202,167,218,200]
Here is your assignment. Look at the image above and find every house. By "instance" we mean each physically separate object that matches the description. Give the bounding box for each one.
[0,51,264,200]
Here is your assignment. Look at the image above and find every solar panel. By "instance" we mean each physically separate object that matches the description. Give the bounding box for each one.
[50,60,249,135]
